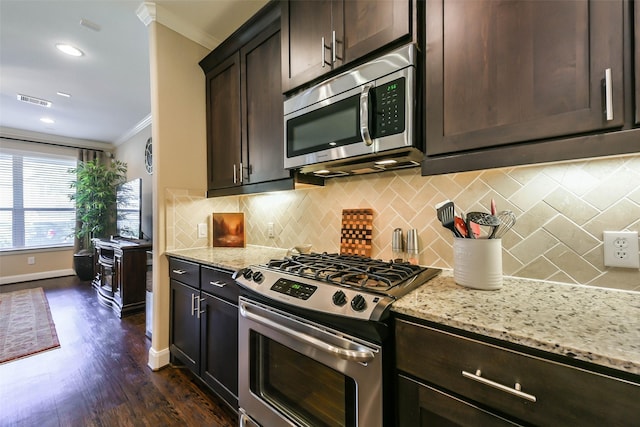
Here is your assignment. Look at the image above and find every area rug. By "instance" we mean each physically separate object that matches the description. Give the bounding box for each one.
[0,287,60,364]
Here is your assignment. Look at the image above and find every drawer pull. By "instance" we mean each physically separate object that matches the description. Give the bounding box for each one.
[172,269,186,275]
[209,281,226,288]
[462,370,537,403]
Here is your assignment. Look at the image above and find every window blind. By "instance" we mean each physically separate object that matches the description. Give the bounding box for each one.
[0,145,76,250]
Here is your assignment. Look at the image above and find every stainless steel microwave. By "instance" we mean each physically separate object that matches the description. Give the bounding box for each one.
[283,44,423,177]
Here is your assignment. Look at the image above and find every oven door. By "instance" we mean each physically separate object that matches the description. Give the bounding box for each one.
[238,297,383,427]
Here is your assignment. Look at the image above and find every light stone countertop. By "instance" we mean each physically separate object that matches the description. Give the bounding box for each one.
[164,247,640,376]
[393,270,640,376]
[165,245,288,272]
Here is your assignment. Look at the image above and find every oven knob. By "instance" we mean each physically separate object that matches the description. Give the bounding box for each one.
[252,271,264,283]
[242,268,253,280]
[351,294,367,312]
[332,290,347,306]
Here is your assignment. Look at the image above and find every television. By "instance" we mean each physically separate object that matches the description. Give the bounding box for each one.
[116,178,142,239]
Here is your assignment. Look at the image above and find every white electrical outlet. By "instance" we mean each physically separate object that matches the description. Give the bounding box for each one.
[267,222,275,238]
[27,256,35,265]
[603,231,640,268]
[197,223,207,238]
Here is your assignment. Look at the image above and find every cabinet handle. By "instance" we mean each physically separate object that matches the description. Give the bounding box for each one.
[604,68,613,121]
[321,36,326,68]
[239,162,243,183]
[233,164,237,184]
[462,369,537,402]
[172,269,186,275]
[196,296,205,319]
[209,281,226,288]
[190,293,196,316]
[332,30,337,63]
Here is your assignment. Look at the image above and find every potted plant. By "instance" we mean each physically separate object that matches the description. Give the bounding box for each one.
[69,158,127,280]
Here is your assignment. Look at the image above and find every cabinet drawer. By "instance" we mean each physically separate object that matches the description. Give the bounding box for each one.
[396,319,639,427]
[169,258,200,288]
[201,265,238,303]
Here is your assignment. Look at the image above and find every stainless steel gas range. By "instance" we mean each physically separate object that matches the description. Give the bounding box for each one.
[234,253,440,427]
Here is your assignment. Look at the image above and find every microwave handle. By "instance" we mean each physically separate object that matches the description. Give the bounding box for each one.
[360,84,373,146]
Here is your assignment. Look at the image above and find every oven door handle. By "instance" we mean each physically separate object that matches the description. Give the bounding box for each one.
[240,302,376,363]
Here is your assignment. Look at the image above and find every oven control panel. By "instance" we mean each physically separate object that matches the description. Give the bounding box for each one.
[271,278,317,300]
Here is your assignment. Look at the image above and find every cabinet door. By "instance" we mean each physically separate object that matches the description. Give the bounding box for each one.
[241,22,289,184]
[200,293,238,408]
[342,0,410,63]
[635,0,640,124]
[169,279,200,373]
[206,53,242,190]
[282,0,333,92]
[425,0,624,156]
[397,375,522,427]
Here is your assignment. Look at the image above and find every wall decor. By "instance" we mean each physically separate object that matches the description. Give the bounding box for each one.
[212,212,245,247]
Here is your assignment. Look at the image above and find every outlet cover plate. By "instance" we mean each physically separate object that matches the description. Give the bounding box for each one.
[197,223,207,238]
[603,231,640,268]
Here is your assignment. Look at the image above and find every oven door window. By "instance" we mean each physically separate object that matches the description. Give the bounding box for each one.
[286,94,361,158]
[250,331,356,427]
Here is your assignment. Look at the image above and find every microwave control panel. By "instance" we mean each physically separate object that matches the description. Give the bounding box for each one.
[373,77,406,138]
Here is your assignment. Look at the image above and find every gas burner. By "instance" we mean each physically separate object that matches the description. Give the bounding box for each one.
[265,252,428,292]
[236,252,440,322]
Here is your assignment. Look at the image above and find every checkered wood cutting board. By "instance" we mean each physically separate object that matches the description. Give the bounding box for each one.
[340,208,373,257]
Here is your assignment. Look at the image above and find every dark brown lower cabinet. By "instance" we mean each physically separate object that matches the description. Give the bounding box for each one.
[200,290,238,407]
[169,258,239,410]
[397,375,521,427]
[395,317,640,427]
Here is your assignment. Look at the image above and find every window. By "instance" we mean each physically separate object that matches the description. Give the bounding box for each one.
[0,142,76,250]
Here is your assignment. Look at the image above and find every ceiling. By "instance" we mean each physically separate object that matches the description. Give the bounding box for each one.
[0,0,267,146]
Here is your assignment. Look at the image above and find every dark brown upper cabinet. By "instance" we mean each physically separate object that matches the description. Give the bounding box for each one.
[201,3,320,197]
[281,0,412,93]
[635,0,640,124]
[422,0,635,175]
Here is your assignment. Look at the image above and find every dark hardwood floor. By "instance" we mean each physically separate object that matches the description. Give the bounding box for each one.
[0,276,238,427]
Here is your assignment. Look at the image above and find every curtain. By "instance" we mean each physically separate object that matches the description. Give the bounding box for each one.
[73,149,106,253]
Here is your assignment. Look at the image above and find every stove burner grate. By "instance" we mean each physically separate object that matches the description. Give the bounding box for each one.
[266,252,425,291]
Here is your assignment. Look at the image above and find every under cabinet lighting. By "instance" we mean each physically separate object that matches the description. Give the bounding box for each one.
[56,43,84,57]
[56,91,71,98]
[40,117,55,124]
[374,159,398,166]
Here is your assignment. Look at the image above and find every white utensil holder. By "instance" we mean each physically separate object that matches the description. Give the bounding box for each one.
[453,238,503,290]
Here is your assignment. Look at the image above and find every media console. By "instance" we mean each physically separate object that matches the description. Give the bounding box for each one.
[92,238,152,318]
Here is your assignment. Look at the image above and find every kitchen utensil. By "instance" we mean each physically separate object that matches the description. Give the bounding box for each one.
[392,228,405,261]
[466,211,501,238]
[494,210,516,239]
[454,216,468,238]
[437,201,463,238]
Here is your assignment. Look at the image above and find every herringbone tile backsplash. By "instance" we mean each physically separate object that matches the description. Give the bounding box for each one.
[167,154,640,291]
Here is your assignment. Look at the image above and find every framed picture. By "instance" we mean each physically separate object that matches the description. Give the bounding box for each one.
[212,212,245,247]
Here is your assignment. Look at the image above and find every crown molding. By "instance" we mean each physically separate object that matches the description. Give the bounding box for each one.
[114,113,152,146]
[136,2,221,50]
[0,126,113,151]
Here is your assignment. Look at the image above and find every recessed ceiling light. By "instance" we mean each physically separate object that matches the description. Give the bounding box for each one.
[57,92,72,98]
[40,117,55,124]
[56,43,84,57]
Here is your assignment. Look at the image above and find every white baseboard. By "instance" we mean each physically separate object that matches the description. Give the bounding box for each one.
[0,269,76,285]
[148,346,170,371]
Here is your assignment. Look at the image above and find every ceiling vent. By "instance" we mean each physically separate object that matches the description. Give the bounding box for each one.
[17,94,52,108]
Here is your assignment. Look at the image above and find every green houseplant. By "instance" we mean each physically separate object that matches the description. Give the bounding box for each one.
[69,158,127,280]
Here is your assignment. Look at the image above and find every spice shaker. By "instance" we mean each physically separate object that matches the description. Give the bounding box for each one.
[406,229,419,265]
[392,228,405,261]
